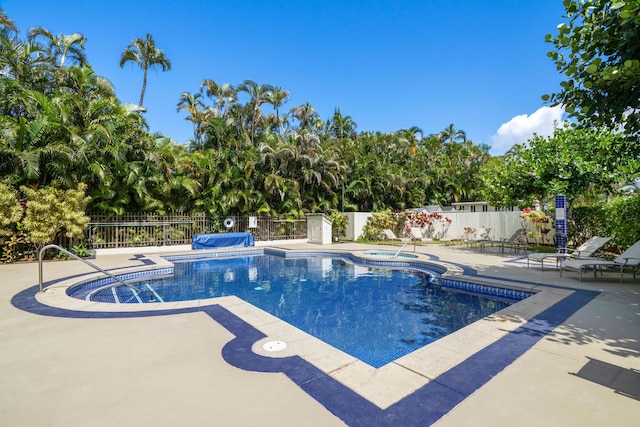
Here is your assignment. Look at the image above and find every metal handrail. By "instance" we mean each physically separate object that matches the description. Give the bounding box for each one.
[38,244,136,294]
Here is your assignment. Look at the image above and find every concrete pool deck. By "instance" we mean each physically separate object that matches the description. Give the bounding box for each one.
[1,242,639,426]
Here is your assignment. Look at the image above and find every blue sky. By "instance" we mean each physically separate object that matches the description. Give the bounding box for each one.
[2,0,568,155]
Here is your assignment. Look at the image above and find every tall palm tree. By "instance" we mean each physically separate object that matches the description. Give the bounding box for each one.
[236,79,274,143]
[176,91,206,146]
[27,27,87,68]
[119,33,171,107]
[267,86,290,133]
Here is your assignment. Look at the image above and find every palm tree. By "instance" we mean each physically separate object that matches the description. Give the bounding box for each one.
[27,27,87,68]
[0,7,18,34]
[236,79,274,143]
[0,89,79,187]
[177,92,206,146]
[398,126,423,147]
[119,33,171,107]
[438,123,467,143]
[325,108,357,139]
[289,102,321,135]
[0,34,48,87]
[200,78,236,113]
[61,65,115,99]
[267,86,290,133]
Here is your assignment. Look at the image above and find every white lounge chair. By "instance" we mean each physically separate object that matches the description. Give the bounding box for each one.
[382,229,411,243]
[560,240,640,282]
[527,236,611,270]
[409,227,428,241]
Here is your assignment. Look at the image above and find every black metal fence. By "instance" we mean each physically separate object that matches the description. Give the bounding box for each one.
[85,213,307,249]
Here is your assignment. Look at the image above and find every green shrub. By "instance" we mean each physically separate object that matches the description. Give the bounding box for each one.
[360,209,404,241]
[0,182,23,239]
[570,205,607,245]
[21,184,91,252]
[604,194,640,250]
[330,211,347,240]
[572,194,640,251]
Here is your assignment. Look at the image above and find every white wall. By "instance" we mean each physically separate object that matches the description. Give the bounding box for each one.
[342,212,372,241]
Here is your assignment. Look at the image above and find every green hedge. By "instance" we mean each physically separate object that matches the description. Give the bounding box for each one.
[604,194,640,249]
[572,194,640,251]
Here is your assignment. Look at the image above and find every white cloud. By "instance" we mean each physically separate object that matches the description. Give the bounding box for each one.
[490,105,565,155]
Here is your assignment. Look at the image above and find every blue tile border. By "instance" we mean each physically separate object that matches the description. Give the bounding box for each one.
[440,278,533,301]
[165,249,264,261]
[11,284,599,426]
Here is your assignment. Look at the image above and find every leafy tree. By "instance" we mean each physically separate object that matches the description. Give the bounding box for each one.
[289,102,321,135]
[119,33,171,107]
[479,126,634,211]
[360,209,401,240]
[0,34,49,88]
[544,0,640,135]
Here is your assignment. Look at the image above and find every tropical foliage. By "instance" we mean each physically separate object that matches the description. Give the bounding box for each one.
[544,0,640,135]
[478,126,637,212]
[0,5,637,258]
[0,10,492,224]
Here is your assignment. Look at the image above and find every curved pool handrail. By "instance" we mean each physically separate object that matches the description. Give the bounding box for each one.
[38,244,138,294]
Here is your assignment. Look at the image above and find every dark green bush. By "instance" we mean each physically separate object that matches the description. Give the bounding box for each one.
[571,205,607,245]
[571,194,640,251]
[603,194,640,250]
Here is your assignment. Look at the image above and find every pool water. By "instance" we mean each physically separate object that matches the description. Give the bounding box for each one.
[81,254,518,367]
[361,250,419,259]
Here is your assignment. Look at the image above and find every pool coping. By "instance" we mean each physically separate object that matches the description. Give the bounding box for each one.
[28,246,583,410]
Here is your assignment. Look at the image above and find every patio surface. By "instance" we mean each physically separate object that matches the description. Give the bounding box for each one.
[1,242,639,426]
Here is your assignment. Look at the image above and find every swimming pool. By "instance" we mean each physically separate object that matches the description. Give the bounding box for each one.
[68,251,531,367]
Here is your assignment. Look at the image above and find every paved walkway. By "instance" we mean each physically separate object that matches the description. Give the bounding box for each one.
[1,242,638,426]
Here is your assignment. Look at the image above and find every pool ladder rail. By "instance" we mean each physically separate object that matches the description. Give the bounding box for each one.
[394,235,417,257]
[37,244,141,296]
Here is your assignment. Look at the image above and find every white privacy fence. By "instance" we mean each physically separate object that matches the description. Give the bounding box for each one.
[343,211,556,245]
[445,211,522,241]
[442,211,556,244]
